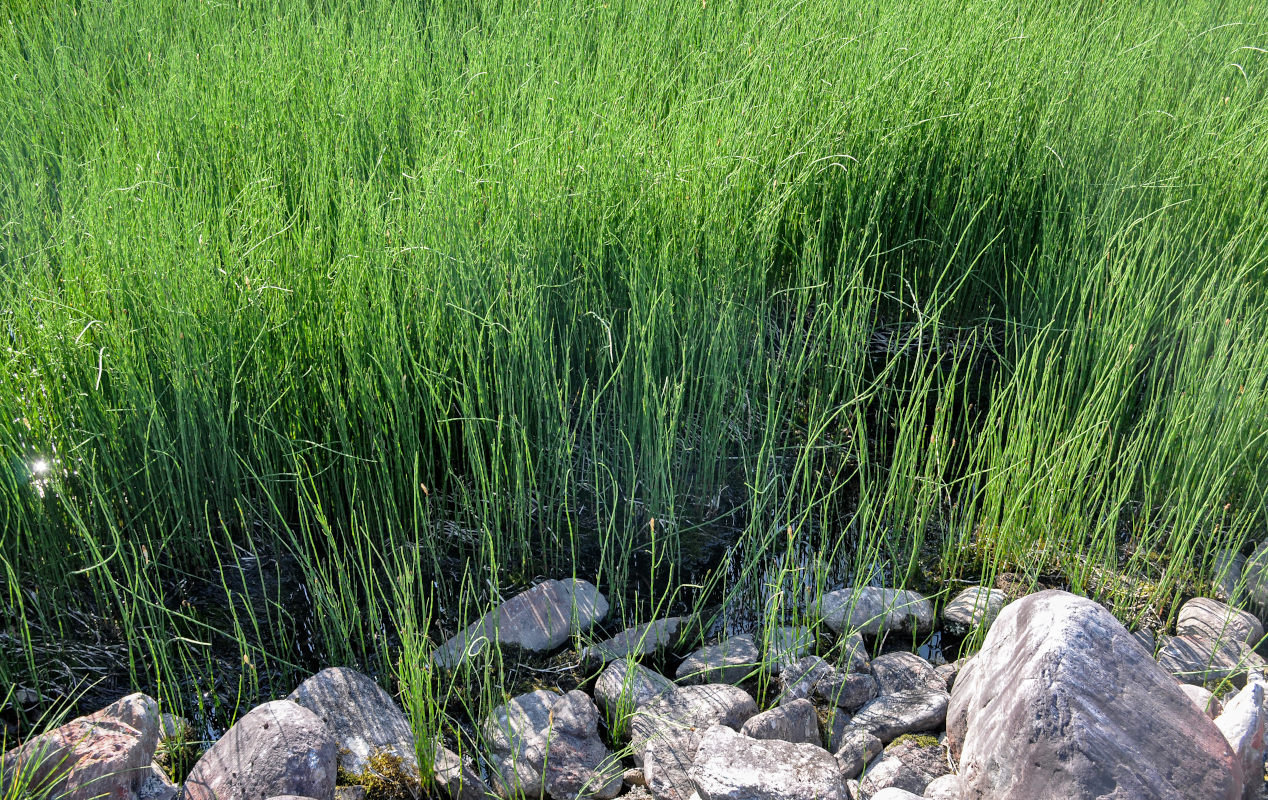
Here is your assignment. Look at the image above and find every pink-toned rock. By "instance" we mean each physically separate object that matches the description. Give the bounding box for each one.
[1177,597,1264,646]
[949,590,1242,800]
[0,693,159,800]
[183,700,336,800]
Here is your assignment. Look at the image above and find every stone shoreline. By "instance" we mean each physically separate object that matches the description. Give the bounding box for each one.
[6,574,1267,800]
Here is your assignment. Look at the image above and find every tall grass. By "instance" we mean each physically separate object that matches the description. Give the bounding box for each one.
[2,0,1267,776]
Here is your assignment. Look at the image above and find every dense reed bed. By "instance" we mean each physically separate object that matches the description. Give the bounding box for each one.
[3,0,1267,784]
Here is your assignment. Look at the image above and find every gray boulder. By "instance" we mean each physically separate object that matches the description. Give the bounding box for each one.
[628,685,756,800]
[435,579,608,668]
[858,736,949,797]
[941,587,1008,637]
[0,693,160,800]
[870,652,944,695]
[483,689,621,800]
[675,635,759,684]
[814,670,878,712]
[833,727,883,779]
[1177,597,1265,646]
[184,700,337,800]
[1156,633,1267,687]
[850,689,948,743]
[594,660,675,718]
[948,590,1242,800]
[582,618,687,667]
[288,667,416,779]
[1213,681,1267,800]
[777,656,835,704]
[821,588,934,638]
[739,698,820,745]
[688,724,849,800]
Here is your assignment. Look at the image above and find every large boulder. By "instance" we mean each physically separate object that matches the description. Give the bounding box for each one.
[582,618,686,667]
[483,689,621,800]
[688,725,849,800]
[288,667,416,779]
[1176,598,1264,646]
[948,590,1242,800]
[434,579,608,668]
[1,693,160,800]
[675,635,759,685]
[821,588,934,638]
[184,700,337,800]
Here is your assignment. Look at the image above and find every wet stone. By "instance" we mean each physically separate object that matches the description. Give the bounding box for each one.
[821,588,934,638]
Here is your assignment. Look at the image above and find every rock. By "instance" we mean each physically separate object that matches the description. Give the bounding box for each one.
[628,684,757,761]
[1181,684,1223,719]
[334,791,368,800]
[434,746,491,800]
[833,727,883,779]
[836,633,872,674]
[483,689,621,800]
[134,764,177,800]
[184,700,337,800]
[435,579,609,668]
[288,667,417,780]
[821,588,934,638]
[1245,541,1268,617]
[594,661,675,717]
[1177,597,1265,646]
[850,690,948,743]
[933,661,960,693]
[628,685,756,800]
[739,698,820,745]
[0,693,160,800]
[765,626,815,672]
[870,652,944,695]
[688,724,849,800]
[814,670,878,712]
[1131,629,1156,655]
[1214,548,1248,605]
[623,768,646,786]
[858,736,949,797]
[675,635,759,684]
[824,707,852,751]
[1214,681,1266,800]
[269,796,322,800]
[158,713,189,741]
[868,789,925,800]
[1157,633,1267,687]
[777,656,835,704]
[582,618,687,666]
[941,587,1008,637]
[924,773,963,800]
[948,589,1242,800]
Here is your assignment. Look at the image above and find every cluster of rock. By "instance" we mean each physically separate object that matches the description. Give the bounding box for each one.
[7,572,1268,800]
